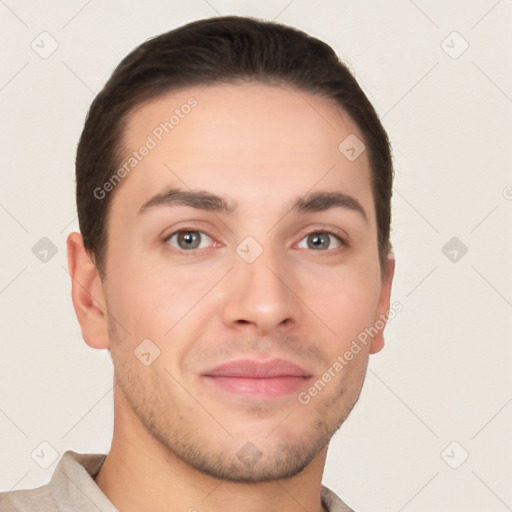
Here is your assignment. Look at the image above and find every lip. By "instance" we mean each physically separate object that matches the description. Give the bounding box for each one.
[202,359,313,398]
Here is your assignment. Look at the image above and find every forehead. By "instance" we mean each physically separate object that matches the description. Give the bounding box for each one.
[112,82,373,219]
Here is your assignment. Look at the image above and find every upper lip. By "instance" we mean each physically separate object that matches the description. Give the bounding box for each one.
[202,359,312,378]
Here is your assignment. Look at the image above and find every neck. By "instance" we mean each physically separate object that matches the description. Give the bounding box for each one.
[94,388,329,512]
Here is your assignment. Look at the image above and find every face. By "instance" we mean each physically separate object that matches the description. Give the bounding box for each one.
[98,82,393,482]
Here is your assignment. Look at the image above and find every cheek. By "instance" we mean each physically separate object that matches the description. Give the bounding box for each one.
[304,263,381,342]
[106,253,217,348]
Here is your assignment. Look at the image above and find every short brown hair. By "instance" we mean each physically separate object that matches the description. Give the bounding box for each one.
[76,15,393,279]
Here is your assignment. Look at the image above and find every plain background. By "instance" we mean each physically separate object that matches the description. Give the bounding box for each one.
[0,1,511,511]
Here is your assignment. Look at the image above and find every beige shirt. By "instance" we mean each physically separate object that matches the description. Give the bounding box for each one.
[0,451,355,511]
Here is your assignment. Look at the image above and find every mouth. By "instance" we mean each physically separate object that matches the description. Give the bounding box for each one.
[201,358,313,398]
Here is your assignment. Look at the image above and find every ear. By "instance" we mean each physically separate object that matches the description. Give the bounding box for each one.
[369,252,396,355]
[67,232,110,350]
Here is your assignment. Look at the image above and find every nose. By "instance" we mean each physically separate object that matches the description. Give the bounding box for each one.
[220,244,302,337]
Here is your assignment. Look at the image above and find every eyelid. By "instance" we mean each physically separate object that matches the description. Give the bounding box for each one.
[161,221,218,241]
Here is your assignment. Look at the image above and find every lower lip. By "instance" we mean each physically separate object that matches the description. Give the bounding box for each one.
[202,375,310,398]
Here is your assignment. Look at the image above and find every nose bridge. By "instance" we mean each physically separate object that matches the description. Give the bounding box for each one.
[221,235,300,334]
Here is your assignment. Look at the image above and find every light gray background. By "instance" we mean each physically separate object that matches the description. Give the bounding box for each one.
[1,1,511,511]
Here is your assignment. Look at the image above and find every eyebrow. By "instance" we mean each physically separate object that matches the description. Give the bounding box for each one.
[137,187,367,222]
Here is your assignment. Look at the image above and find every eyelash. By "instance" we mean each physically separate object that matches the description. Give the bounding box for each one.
[163,227,348,255]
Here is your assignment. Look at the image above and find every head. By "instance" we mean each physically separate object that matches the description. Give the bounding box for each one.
[68,15,395,483]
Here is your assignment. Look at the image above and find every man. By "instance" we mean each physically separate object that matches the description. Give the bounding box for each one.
[0,14,395,512]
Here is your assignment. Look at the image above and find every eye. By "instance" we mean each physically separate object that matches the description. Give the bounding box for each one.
[164,230,214,251]
[296,231,344,251]
[163,228,346,254]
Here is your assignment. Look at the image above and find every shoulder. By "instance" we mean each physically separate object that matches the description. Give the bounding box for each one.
[0,450,109,512]
[0,483,55,511]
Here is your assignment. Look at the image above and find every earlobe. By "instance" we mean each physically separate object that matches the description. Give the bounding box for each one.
[67,232,110,350]
[369,253,396,355]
